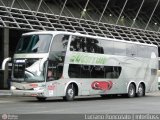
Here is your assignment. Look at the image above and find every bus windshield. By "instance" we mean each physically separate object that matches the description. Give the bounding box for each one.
[15,34,52,53]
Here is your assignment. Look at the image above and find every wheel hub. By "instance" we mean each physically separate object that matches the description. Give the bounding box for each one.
[68,88,74,97]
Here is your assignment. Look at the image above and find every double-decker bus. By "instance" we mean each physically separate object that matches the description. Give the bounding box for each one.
[2,31,158,101]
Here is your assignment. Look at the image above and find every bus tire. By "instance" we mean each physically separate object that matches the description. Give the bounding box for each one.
[128,83,136,98]
[36,97,46,102]
[63,84,75,101]
[137,83,145,97]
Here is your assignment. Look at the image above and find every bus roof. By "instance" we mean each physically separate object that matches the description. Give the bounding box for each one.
[23,31,157,48]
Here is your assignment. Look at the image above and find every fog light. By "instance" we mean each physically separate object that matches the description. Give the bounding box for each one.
[11,86,16,90]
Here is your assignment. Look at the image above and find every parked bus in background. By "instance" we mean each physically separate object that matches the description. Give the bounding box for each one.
[2,31,158,101]
[157,67,160,90]
[158,73,160,90]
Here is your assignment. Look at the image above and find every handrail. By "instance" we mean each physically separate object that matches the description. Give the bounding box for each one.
[39,57,48,71]
[1,57,11,70]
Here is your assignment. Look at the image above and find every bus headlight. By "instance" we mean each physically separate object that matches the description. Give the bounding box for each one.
[11,86,16,90]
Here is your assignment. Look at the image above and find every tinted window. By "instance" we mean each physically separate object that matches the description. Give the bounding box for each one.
[47,60,63,81]
[70,36,104,54]
[68,64,121,79]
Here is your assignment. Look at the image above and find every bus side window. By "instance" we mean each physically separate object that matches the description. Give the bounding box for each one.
[81,65,91,78]
[47,61,55,81]
[68,64,121,79]
[47,60,64,81]
[70,36,83,52]
[88,38,104,54]
[105,66,121,79]
[70,36,104,54]
[91,66,105,78]
[68,64,81,78]
[70,36,77,51]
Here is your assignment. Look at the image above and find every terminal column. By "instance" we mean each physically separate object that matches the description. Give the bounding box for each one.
[2,28,9,89]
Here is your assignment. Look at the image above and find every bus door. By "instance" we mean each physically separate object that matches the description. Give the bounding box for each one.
[46,59,65,97]
[45,60,57,97]
[47,34,69,96]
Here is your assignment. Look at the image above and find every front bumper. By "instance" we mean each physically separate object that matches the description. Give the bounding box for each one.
[11,89,45,97]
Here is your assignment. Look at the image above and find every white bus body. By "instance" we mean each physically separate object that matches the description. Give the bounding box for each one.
[7,31,158,101]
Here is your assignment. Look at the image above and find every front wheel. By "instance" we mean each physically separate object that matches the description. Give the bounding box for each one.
[137,84,145,97]
[63,84,75,101]
[128,83,136,98]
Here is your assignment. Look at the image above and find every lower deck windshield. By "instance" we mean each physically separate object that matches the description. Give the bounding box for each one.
[12,58,64,82]
[12,58,45,82]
